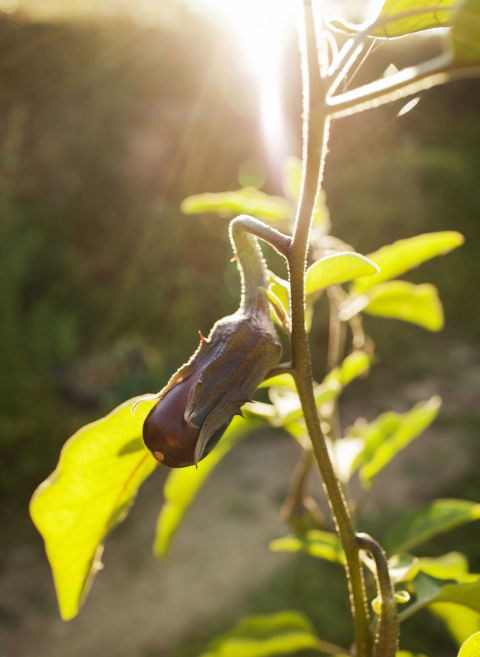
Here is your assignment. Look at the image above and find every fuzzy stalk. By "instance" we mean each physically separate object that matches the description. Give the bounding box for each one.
[288,3,371,656]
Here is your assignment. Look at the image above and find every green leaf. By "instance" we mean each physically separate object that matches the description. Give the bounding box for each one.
[362,281,444,331]
[270,530,345,565]
[402,573,480,621]
[263,271,290,333]
[351,231,464,294]
[270,351,371,426]
[435,581,480,613]
[305,252,379,296]
[154,417,262,557]
[181,188,293,223]
[431,603,480,646]
[350,396,441,488]
[29,396,158,620]
[451,0,480,64]
[458,631,480,657]
[258,372,297,392]
[199,611,321,657]
[396,652,430,657]
[371,0,457,38]
[386,499,480,555]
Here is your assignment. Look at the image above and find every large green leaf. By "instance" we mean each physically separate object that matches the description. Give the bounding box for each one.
[351,231,464,293]
[30,396,158,620]
[402,573,480,621]
[451,0,480,64]
[362,281,444,331]
[431,602,480,646]
[386,499,480,555]
[371,0,457,38]
[305,252,379,296]
[350,396,441,488]
[154,417,262,557]
[458,631,480,657]
[199,611,323,657]
[181,188,293,222]
[270,530,345,564]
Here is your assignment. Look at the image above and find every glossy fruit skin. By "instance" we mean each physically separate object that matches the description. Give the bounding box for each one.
[143,378,200,468]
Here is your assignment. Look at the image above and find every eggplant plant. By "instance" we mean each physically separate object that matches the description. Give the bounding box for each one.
[30,1,480,656]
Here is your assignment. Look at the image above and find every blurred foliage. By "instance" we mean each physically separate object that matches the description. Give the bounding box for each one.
[1,8,479,536]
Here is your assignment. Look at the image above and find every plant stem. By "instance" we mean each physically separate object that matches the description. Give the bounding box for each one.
[356,533,399,657]
[327,54,480,119]
[289,3,371,656]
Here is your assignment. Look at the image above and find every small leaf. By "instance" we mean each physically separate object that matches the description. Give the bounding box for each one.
[350,396,441,488]
[259,287,290,333]
[258,372,297,392]
[451,0,480,64]
[362,281,444,331]
[386,499,480,555]
[271,351,371,426]
[30,396,158,620]
[458,631,480,657]
[154,417,262,557]
[351,231,464,294]
[181,188,293,222]
[270,530,345,565]
[200,611,321,657]
[371,0,457,38]
[305,252,379,296]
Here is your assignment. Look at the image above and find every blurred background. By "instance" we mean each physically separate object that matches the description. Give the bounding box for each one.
[0,1,479,656]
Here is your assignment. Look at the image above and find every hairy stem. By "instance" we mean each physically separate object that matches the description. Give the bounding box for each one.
[289,3,371,656]
[229,214,290,314]
[356,533,399,657]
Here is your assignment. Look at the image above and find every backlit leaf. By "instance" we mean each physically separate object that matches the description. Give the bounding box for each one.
[458,631,480,657]
[305,252,379,296]
[402,574,480,621]
[386,499,480,555]
[181,188,293,222]
[270,530,345,564]
[431,603,480,646]
[270,351,370,426]
[30,396,158,620]
[259,372,297,392]
[350,396,441,488]
[154,417,262,557]
[372,0,457,38]
[362,281,444,331]
[199,611,321,657]
[451,0,480,64]
[351,231,464,293]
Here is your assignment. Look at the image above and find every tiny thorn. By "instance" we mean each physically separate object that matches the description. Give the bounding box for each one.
[198,330,207,344]
[230,255,239,262]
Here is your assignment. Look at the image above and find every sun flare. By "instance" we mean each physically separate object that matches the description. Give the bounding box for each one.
[202,0,299,169]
